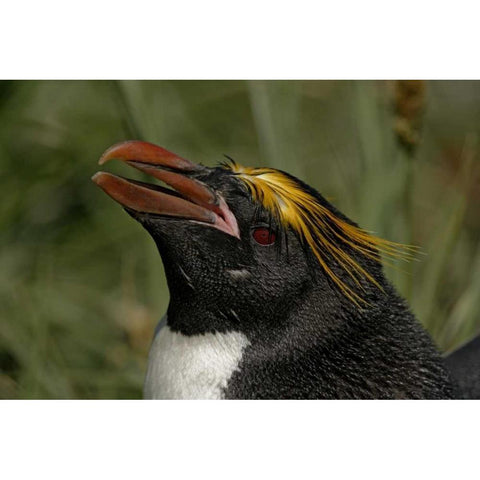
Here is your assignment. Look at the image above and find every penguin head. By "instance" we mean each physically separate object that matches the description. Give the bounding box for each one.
[93,141,411,335]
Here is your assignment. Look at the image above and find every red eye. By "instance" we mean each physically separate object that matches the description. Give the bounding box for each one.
[252,227,276,245]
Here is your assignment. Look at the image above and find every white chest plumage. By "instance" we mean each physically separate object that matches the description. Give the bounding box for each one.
[143,324,250,399]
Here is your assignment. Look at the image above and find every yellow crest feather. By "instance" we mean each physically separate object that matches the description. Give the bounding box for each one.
[225,161,416,306]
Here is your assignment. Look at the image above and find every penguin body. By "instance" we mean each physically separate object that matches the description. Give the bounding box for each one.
[224,287,455,399]
[145,283,455,399]
[93,141,467,399]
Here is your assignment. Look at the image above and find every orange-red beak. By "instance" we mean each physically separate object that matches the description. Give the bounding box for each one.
[92,141,239,238]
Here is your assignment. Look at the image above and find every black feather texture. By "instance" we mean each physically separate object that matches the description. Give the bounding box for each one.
[128,158,460,399]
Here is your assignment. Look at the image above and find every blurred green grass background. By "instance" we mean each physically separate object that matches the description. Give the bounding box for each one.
[1,80,479,399]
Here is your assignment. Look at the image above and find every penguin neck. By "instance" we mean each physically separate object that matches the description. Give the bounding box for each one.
[165,294,246,336]
[248,282,359,347]
[164,278,359,341]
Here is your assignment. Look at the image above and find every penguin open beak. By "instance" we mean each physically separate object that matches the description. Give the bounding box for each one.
[92,140,240,238]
